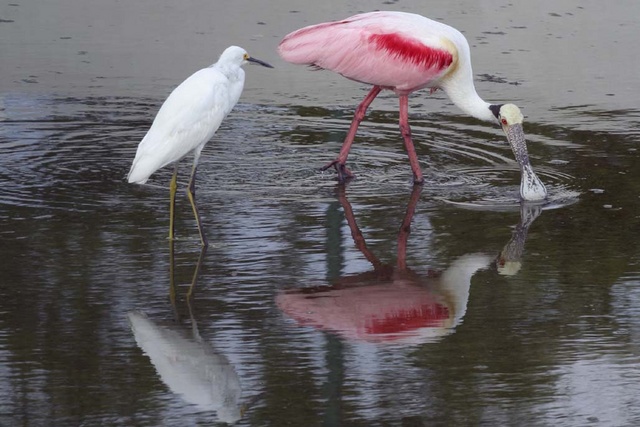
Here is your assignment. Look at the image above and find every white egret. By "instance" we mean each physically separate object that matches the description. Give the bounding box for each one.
[128,46,273,247]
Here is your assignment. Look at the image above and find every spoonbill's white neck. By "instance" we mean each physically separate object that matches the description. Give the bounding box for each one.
[441,78,495,122]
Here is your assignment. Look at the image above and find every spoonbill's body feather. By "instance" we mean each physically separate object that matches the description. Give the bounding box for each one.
[279,11,492,121]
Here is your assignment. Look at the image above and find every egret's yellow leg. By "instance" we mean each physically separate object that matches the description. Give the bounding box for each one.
[186,161,208,248]
[186,245,207,302]
[186,245,207,340]
[169,165,179,241]
[168,239,178,317]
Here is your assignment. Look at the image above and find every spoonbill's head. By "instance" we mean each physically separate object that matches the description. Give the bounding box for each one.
[218,46,274,69]
[490,104,548,201]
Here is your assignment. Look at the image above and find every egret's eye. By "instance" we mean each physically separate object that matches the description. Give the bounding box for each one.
[243,54,249,60]
[501,118,508,126]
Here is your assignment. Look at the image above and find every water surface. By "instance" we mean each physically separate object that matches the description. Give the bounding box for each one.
[1,1,640,426]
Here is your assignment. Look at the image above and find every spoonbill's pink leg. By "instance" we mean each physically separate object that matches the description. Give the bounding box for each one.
[396,184,422,271]
[322,86,382,182]
[398,95,424,184]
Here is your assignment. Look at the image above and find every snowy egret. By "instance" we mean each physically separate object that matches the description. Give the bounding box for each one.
[278,11,547,201]
[128,46,273,246]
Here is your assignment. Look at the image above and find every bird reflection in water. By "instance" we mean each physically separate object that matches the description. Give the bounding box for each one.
[128,244,245,424]
[495,202,543,276]
[277,185,493,345]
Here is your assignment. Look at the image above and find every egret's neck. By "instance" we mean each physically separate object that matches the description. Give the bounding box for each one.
[213,63,244,82]
[441,76,495,123]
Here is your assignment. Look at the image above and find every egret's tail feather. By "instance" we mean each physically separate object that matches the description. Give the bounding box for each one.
[127,162,151,184]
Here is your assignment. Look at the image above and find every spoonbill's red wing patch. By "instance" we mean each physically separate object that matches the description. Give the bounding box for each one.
[368,33,453,71]
[278,17,456,91]
[365,304,450,335]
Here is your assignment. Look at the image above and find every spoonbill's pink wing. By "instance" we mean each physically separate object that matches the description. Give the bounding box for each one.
[277,283,451,344]
[278,11,458,92]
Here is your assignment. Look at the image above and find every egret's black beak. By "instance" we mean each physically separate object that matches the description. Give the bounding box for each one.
[247,56,274,68]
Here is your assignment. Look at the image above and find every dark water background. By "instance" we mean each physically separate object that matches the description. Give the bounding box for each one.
[2,1,640,425]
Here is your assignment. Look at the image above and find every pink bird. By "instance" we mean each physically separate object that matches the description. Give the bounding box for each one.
[278,11,547,201]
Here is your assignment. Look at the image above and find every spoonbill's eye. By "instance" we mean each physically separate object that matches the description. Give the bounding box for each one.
[501,118,508,126]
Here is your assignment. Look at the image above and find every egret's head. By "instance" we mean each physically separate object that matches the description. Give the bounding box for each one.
[218,46,274,69]
[220,46,247,62]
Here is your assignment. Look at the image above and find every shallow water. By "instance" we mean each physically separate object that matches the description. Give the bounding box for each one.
[2,0,640,426]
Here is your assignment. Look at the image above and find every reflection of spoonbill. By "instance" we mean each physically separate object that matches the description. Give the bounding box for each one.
[496,202,543,276]
[127,46,273,247]
[278,11,547,200]
[277,254,491,345]
[277,186,492,345]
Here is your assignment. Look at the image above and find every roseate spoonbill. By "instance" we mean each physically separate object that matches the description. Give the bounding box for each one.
[278,11,547,201]
[128,46,273,247]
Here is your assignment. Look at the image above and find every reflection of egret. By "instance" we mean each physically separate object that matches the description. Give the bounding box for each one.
[277,185,492,345]
[127,46,273,247]
[496,202,543,276]
[278,11,547,201]
[128,245,244,423]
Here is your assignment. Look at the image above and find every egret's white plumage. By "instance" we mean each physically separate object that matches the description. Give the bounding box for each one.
[127,67,237,184]
[127,46,272,246]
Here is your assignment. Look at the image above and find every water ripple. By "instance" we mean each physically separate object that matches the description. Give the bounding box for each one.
[0,94,580,215]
